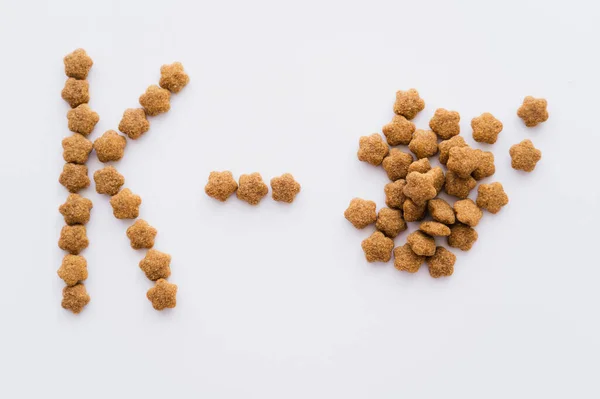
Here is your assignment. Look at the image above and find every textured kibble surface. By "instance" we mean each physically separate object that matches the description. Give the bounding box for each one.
[438,135,468,165]
[159,62,190,93]
[454,199,483,227]
[139,249,172,281]
[427,167,445,194]
[408,130,438,159]
[271,173,301,203]
[473,151,495,180]
[428,199,456,225]
[118,108,150,140]
[58,225,89,254]
[345,198,377,229]
[509,139,542,172]
[59,194,93,225]
[393,244,424,273]
[59,163,90,193]
[94,130,127,163]
[403,171,436,205]
[517,96,548,127]
[448,223,478,251]
[67,104,99,136]
[110,188,142,219]
[205,171,238,202]
[62,134,92,164]
[472,112,503,144]
[384,180,406,210]
[361,231,394,262]
[376,208,406,238]
[419,221,451,237]
[444,170,476,199]
[139,85,171,116]
[408,158,431,174]
[94,166,125,196]
[407,231,436,256]
[57,254,88,286]
[126,219,157,249]
[62,78,89,108]
[64,49,93,80]
[382,149,413,181]
[237,173,269,205]
[61,283,90,314]
[429,108,460,140]
[358,134,389,166]
[403,198,427,222]
[427,247,456,278]
[447,146,479,178]
[147,279,177,310]
[476,182,509,214]
[382,115,415,146]
[393,89,425,119]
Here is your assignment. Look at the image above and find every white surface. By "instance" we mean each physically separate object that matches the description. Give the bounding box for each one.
[1,0,599,397]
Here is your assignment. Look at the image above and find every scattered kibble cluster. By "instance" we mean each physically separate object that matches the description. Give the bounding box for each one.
[205,172,301,205]
[345,89,547,277]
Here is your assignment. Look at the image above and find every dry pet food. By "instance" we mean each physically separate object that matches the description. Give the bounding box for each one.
[472,113,503,144]
[58,225,89,254]
[476,182,509,214]
[61,78,89,108]
[454,199,483,227]
[427,247,456,278]
[361,231,394,262]
[59,194,93,225]
[403,198,427,222]
[408,158,431,174]
[67,104,99,136]
[472,151,495,180]
[428,198,456,225]
[447,146,480,178]
[205,171,238,202]
[427,167,445,194]
[408,129,438,159]
[93,166,125,196]
[59,163,90,193]
[147,278,177,310]
[403,171,436,205]
[419,221,451,237]
[509,139,542,172]
[271,173,301,203]
[429,108,460,140]
[237,173,269,205]
[61,283,90,314]
[393,89,425,119]
[159,62,190,93]
[57,255,88,286]
[448,223,478,251]
[139,249,172,281]
[64,49,93,80]
[382,149,413,181]
[384,180,407,209]
[109,188,142,219]
[139,85,171,116]
[118,108,150,140]
[438,135,468,165]
[126,219,157,249]
[444,170,476,199]
[406,231,436,256]
[382,115,415,146]
[393,244,424,273]
[93,130,127,163]
[517,96,548,127]
[345,198,377,228]
[376,208,406,238]
[62,134,93,164]
[358,134,389,166]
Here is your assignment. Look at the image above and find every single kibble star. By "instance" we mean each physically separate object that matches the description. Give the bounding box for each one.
[408,130,438,159]
[517,96,548,127]
[62,134,93,164]
[446,146,480,178]
[426,247,456,278]
[384,180,407,210]
[361,231,394,263]
[63,48,93,79]
[139,85,171,116]
[393,88,425,120]
[110,188,142,219]
[59,163,90,193]
[344,198,377,229]
[476,182,509,214]
[139,249,172,281]
[58,225,89,255]
[509,139,542,172]
[59,193,93,225]
[147,279,177,310]
[237,173,269,205]
[453,199,483,227]
[57,254,88,286]
[61,78,89,108]
[62,283,90,314]
[118,108,150,140]
[67,104,99,136]
[357,134,389,166]
[159,62,190,93]
[408,158,431,174]
[472,150,496,180]
[444,170,477,199]
[126,219,157,249]
[471,112,503,144]
[394,244,425,273]
[93,166,125,196]
[403,171,437,206]
[375,207,406,238]
[205,171,238,202]
[429,108,460,140]
[270,173,301,203]
[93,130,127,163]
[448,223,478,251]
[382,115,415,146]
[406,231,436,256]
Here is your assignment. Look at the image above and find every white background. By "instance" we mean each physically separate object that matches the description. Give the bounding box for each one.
[0,0,599,397]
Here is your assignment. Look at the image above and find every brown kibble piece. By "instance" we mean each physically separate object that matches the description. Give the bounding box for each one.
[271,173,301,203]
[147,279,177,310]
[376,208,406,238]
[62,134,92,164]
[237,173,269,205]
[61,78,89,108]
[64,49,93,80]
[472,150,495,180]
[59,194,93,225]
[426,167,445,194]
[393,89,425,120]
[126,219,157,249]
[139,249,172,281]
[57,255,88,286]
[428,199,455,224]
[159,62,190,93]
[454,199,483,227]
[403,171,436,205]
[110,188,142,219]
[429,108,460,140]
[67,104,99,136]
[93,166,125,196]
[509,139,542,172]
[438,135,468,165]
[384,180,407,210]
[361,231,394,263]
[444,170,476,199]
[406,231,436,256]
[472,113,503,144]
[476,182,509,214]
[407,158,431,174]
[205,171,238,202]
[358,134,389,166]
[139,85,171,116]
[393,244,425,273]
[61,283,90,314]
[447,146,480,178]
[403,198,427,222]
[344,198,377,229]
[419,221,451,237]
[448,223,478,251]
[517,96,548,127]
[93,130,127,163]
[59,163,90,193]
[408,130,438,159]
[427,247,456,278]
[118,108,150,140]
[382,149,413,181]
[58,225,89,254]
[382,115,415,146]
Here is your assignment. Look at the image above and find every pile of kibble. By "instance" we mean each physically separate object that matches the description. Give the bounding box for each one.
[345,89,546,277]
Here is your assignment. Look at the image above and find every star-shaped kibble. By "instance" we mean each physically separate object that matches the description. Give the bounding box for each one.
[446,146,479,178]
[444,170,477,199]
[344,198,377,229]
[361,231,394,263]
[408,130,438,159]
[58,225,89,254]
[509,139,542,172]
[237,173,269,205]
[406,231,436,256]
[64,48,93,80]
[61,78,90,108]
[517,96,548,127]
[159,62,190,93]
[62,133,93,164]
[426,247,456,278]
[357,134,389,166]
[382,115,415,146]
[109,188,142,219]
[118,108,150,140]
[62,283,90,314]
[93,166,125,196]
[471,112,503,144]
[429,108,460,140]
[126,219,157,249]
[93,130,127,163]
[67,104,99,136]
[139,85,171,116]
[59,163,90,193]
[139,249,172,281]
[393,88,425,120]
[382,149,414,181]
[147,279,177,310]
[59,193,93,225]
[57,254,88,286]
[393,244,425,273]
[438,135,468,165]
[205,171,238,201]
[476,182,509,214]
[403,171,437,205]
[270,173,301,203]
